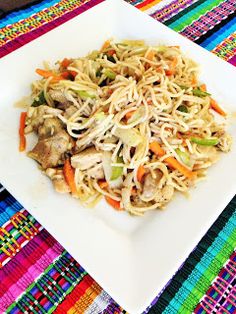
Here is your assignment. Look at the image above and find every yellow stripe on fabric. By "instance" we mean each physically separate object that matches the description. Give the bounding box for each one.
[139,0,163,11]
[212,33,236,61]
[68,283,102,314]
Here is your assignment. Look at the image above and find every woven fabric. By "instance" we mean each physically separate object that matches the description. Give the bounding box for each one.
[0,1,236,313]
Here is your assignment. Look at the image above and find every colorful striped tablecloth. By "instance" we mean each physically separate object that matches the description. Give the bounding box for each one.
[0,0,236,313]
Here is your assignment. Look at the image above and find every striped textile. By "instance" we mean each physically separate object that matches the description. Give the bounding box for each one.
[0,1,236,313]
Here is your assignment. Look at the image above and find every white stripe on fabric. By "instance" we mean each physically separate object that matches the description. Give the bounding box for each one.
[84,290,112,314]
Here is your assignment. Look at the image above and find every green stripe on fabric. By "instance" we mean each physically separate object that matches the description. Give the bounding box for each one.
[164,211,236,313]
[6,250,88,314]
[165,0,207,26]
[167,0,225,32]
[149,196,236,313]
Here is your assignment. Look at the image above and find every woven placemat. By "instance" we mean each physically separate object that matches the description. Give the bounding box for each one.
[0,1,235,313]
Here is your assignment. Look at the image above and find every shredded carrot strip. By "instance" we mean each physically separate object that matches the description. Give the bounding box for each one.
[61,58,72,68]
[146,50,155,61]
[36,68,63,82]
[19,112,27,152]
[200,84,207,91]
[165,157,195,179]
[149,141,195,179]
[107,49,116,56]
[137,165,146,183]
[191,75,197,86]
[101,40,110,51]
[165,57,177,76]
[63,159,77,195]
[105,196,122,210]
[149,141,165,157]
[210,98,226,117]
[98,180,109,189]
[125,110,135,121]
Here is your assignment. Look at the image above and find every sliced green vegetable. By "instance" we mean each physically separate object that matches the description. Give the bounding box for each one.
[178,84,189,90]
[177,105,188,113]
[32,91,46,107]
[114,128,142,147]
[111,156,123,180]
[104,69,116,80]
[190,137,219,146]
[77,90,96,99]
[175,148,191,166]
[192,88,211,97]
[88,50,100,60]
[94,111,106,121]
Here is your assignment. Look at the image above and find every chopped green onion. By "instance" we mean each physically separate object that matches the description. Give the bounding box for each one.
[192,88,211,97]
[190,137,219,146]
[175,148,191,166]
[104,69,116,80]
[177,105,188,113]
[32,91,46,107]
[77,90,96,99]
[111,156,123,180]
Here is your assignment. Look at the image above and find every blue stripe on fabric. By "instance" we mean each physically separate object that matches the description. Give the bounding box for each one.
[0,193,23,225]
[163,210,236,313]
[200,17,236,50]
[168,0,221,30]
[0,0,60,28]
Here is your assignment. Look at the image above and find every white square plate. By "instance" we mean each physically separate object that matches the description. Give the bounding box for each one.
[0,0,235,313]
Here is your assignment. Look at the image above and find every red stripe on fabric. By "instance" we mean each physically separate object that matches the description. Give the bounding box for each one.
[136,0,155,9]
[0,0,104,59]
[0,230,62,296]
[54,274,95,313]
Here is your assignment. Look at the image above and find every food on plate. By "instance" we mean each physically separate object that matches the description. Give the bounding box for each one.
[18,39,232,215]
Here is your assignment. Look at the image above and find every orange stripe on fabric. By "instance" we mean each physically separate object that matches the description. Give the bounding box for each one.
[136,0,163,11]
[68,282,103,314]
[54,275,97,313]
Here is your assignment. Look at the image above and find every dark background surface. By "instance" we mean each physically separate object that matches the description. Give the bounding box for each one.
[0,0,43,17]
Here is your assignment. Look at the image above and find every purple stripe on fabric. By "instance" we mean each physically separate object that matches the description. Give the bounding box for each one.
[0,0,104,59]
[228,54,236,66]
[151,0,195,23]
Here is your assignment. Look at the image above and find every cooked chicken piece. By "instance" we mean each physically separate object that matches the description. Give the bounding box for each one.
[216,132,232,153]
[46,168,70,193]
[27,105,62,132]
[154,185,174,204]
[38,118,63,138]
[87,163,104,179]
[49,90,71,109]
[28,130,72,169]
[64,105,77,119]
[141,170,163,200]
[71,147,102,170]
